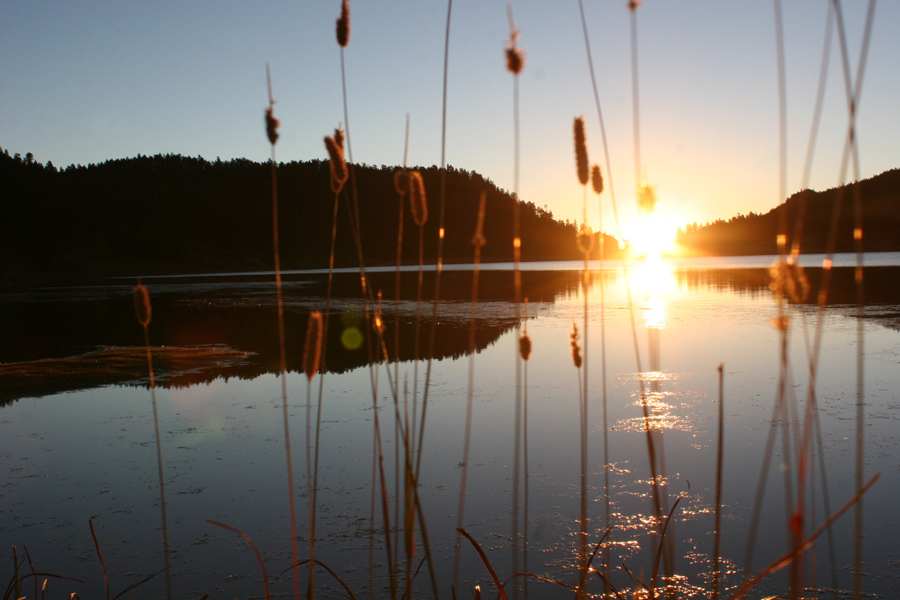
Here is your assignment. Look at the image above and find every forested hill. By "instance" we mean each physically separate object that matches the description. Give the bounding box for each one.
[677,168,900,256]
[2,149,616,283]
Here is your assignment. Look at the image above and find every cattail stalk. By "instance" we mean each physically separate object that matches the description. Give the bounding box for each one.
[451,193,487,596]
[408,169,428,474]
[310,123,346,600]
[414,0,453,498]
[712,364,724,600]
[393,115,410,578]
[506,5,526,598]
[264,65,301,600]
[305,310,324,599]
[133,283,173,600]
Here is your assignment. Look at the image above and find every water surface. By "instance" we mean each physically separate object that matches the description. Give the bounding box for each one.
[2,253,899,598]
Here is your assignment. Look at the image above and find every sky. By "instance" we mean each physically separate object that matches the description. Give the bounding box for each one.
[2,1,898,230]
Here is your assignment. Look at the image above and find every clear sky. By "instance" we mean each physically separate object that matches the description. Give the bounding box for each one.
[2,1,898,229]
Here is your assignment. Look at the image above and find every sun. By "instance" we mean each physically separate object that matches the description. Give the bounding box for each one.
[621,209,681,259]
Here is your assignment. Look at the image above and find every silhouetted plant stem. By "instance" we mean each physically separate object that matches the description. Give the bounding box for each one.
[310,177,341,600]
[451,193,486,597]
[393,114,410,574]
[262,65,300,600]
[506,6,525,596]
[141,321,172,600]
[415,0,453,489]
[207,520,271,600]
[578,1,665,583]
[830,4,877,597]
[712,364,724,600]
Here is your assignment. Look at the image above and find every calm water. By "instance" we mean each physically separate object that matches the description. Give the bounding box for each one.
[2,253,900,598]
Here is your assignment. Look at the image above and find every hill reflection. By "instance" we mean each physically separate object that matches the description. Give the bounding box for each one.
[2,263,897,404]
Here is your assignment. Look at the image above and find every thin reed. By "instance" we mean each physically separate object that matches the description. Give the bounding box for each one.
[133,283,173,600]
[451,192,487,596]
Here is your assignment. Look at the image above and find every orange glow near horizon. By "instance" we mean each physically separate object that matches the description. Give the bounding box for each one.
[619,203,685,259]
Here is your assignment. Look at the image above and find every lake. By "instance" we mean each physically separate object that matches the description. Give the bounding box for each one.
[2,253,899,598]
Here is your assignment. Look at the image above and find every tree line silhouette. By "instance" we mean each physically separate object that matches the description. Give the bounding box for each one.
[677,168,900,256]
[2,147,621,284]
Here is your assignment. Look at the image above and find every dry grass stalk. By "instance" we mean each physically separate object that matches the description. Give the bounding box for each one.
[303,311,324,381]
[452,192,487,596]
[457,528,509,600]
[263,65,300,600]
[87,518,110,600]
[132,283,173,600]
[304,309,325,599]
[733,474,879,600]
[325,132,349,193]
[207,520,271,600]
[712,364,724,600]
[505,9,526,597]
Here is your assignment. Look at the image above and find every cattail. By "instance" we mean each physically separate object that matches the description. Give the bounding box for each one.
[393,168,408,196]
[638,184,656,213]
[474,583,482,600]
[628,0,641,11]
[409,170,428,227]
[519,333,532,361]
[324,133,349,193]
[591,164,604,195]
[265,107,279,146]
[506,44,524,75]
[133,283,152,328]
[303,311,324,381]
[336,0,350,48]
[570,323,582,368]
[576,224,594,256]
[573,117,589,186]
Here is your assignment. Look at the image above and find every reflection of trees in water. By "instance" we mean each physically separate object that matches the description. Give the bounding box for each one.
[675,266,900,307]
[3,266,898,404]
[0,270,583,404]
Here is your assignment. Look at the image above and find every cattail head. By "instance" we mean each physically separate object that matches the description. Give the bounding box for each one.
[69,594,80,600]
[637,184,656,213]
[576,224,595,256]
[591,164,604,195]
[133,282,152,328]
[474,584,482,600]
[324,133,349,193]
[573,117,589,186]
[333,127,345,151]
[505,47,524,75]
[570,323,582,368]
[336,0,350,47]
[265,107,279,145]
[505,3,524,75]
[519,333,532,361]
[393,168,409,197]
[628,0,641,11]
[408,170,428,227]
[303,311,324,381]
